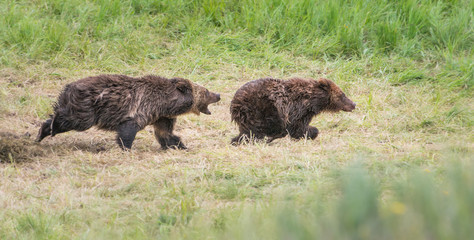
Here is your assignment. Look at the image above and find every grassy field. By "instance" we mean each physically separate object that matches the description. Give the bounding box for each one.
[0,0,473,239]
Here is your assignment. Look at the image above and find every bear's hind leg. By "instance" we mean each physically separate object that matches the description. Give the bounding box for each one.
[116,120,140,150]
[231,133,250,145]
[36,116,81,142]
[288,123,318,140]
[153,118,186,150]
[266,131,288,143]
[231,129,270,145]
[231,124,258,145]
[36,119,53,142]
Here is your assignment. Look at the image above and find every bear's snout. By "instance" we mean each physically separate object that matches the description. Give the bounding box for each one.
[209,92,220,103]
[343,101,356,112]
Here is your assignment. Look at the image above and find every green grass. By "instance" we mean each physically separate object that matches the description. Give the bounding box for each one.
[1,0,472,82]
[0,0,473,239]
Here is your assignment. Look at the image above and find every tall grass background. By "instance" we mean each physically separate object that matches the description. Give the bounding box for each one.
[1,0,472,87]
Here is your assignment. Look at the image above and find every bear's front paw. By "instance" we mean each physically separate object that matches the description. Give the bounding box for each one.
[231,134,252,145]
[161,135,187,150]
[306,127,319,140]
[173,141,187,150]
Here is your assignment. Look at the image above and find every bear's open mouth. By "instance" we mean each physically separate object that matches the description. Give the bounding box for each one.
[202,108,211,115]
[199,105,212,115]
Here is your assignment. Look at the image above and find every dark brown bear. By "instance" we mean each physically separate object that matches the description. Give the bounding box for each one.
[230,77,355,144]
[36,74,220,150]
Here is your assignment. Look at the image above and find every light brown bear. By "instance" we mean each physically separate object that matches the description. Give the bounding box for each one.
[230,77,355,144]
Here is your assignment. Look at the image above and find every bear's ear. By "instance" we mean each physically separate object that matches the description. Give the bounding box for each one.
[317,78,331,92]
[172,78,192,94]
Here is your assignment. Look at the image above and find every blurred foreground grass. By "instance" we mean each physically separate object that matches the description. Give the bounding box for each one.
[1,157,473,239]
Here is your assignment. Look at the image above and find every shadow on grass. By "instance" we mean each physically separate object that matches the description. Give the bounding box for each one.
[0,131,110,163]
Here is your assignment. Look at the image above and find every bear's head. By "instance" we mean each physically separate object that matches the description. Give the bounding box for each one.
[318,78,356,112]
[190,83,221,115]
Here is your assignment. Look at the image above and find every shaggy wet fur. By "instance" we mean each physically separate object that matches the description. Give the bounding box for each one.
[230,77,356,144]
[37,74,220,150]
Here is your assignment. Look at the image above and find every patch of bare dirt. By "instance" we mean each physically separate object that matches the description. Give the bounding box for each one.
[0,132,46,163]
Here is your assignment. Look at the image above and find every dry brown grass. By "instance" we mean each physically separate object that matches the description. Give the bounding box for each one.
[0,56,472,238]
